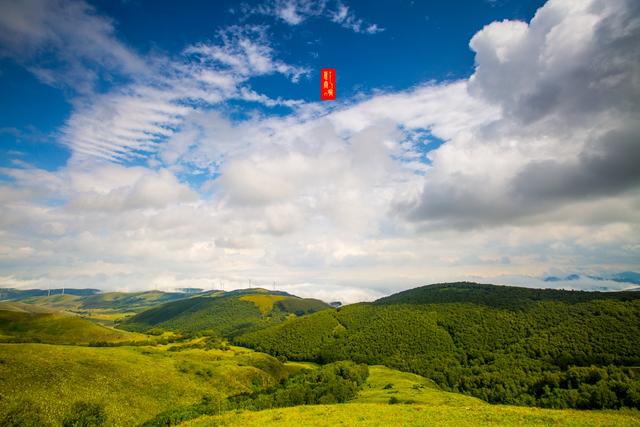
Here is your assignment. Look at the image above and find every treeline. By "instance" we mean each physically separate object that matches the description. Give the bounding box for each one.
[235,284,640,409]
[376,282,640,309]
[139,361,369,426]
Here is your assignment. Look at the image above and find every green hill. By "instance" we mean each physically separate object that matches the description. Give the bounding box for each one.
[235,282,640,410]
[7,290,202,326]
[79,290,194,311]
[0,343,296,426]
[14,290,193,313]
[376,281,640,308]
[120,289,330,337]
[0,288,100,300]
[0,302,147,345]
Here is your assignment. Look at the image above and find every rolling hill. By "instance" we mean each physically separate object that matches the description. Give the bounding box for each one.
[0,302,148,345]
[120,288,330,337]
[11,290,194,313]
[0,342,296,426]
[3,289,202,326]
[235,282,640,410]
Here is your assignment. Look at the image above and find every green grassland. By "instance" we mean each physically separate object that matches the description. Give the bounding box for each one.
[239,295,288,315]
[0,302,148,344]
[181,365,640,427]
[0,342,296,426]
[353,365,478,406]
[180,403,640,427]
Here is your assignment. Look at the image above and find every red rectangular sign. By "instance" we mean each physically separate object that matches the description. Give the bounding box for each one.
[320,68,336,100]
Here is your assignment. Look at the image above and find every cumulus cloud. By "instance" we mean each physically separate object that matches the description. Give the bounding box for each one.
[404,0,640,229]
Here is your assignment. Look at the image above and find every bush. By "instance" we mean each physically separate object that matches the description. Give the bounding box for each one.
[62,402,107,427]
[0,400,49,427]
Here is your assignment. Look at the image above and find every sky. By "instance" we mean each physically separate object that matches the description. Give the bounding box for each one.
[0,0,639,303]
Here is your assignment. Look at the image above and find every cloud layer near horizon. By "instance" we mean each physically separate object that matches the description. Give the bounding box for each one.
[0,0,639,303]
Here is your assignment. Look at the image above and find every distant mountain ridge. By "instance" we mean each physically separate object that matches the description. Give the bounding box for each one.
[0,288,101,300]
[376,281,640,309]
[543,271,640,285]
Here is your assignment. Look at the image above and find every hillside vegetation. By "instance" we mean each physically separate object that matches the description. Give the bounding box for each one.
[236,283,640,410]
[0,342,295,426]
[121,289,330,337]
[0,302,147,345]
[8,290,195,325]
[181,365,640,427]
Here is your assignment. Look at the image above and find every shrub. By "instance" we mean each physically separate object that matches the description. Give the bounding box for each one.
[0,399,49,427]
[62,401,107,427]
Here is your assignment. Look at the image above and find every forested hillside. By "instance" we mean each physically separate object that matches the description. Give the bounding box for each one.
[236,283,640,409]
[121,289,330,337]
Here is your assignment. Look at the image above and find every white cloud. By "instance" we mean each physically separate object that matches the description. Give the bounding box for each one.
[0,0,639,301]
[0,0,148,93]
[244,0,383,34]
[330,2,384,34]
[55,23,310,162]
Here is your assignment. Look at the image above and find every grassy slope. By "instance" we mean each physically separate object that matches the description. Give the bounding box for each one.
[239,295,288,315]
[182,365,640,427]
[0,343,294,426]
[16,294,84,311]
[0,302,147,344]
[181,404,640,427]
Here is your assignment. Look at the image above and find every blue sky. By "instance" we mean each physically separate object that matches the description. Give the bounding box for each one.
[0,0,638,301]
[0,0,545,172]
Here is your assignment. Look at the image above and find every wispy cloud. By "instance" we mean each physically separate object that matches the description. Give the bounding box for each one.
[0,0,148,94]
[55,23,310,161]
[330,2,384,34]
[241,0,384,34]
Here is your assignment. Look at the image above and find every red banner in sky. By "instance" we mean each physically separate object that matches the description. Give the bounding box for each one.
[320,68,336,100]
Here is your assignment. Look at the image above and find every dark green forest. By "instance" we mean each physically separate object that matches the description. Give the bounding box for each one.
[235,283,640,410]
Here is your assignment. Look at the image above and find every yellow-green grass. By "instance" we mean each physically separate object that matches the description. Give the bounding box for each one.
[354,365,481,407]
[3,296,140,326]
[0,343,294,426]
[182,364,640,427]
[0,306,148,345]
[284,360,319,370]
[76,308,138,325]
[181,403,640,427]
[0,301,57,313]
[17,294,84,311]
[239,295,288,315]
